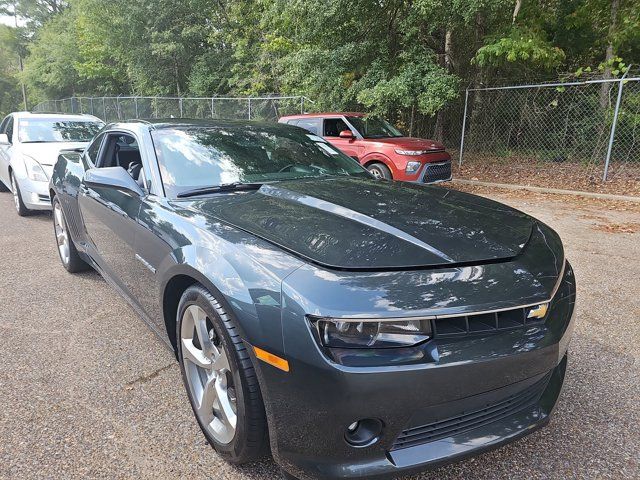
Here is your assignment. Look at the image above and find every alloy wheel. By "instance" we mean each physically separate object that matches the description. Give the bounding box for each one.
[53,201,70,265]
[180,304,237,445]
[369,167,382,179]
[11,175,20,212]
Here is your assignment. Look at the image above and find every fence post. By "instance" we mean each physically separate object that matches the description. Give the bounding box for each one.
[458,88,470,168]
[134,97,139,118]
[300,96,304,113]
[603,69,630,181]
[248,98,251,119]
[179,98,183,117]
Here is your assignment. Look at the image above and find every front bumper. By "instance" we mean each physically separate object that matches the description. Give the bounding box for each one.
[16,174,51,210]
[256,262,576,480]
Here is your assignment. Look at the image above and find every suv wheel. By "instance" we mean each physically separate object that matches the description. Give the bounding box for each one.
[367,162,392,180]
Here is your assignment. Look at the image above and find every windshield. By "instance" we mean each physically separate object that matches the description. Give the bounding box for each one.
[346,116,403,139]
[151,125,369,197]
[18,118,104,143]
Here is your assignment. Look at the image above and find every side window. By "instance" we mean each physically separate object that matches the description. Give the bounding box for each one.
[296,118,321,136]
[0,116,9,135]
[98,132,145,188]
[4,116,14,143]
[324,118,350,137]
[85,134,104,165]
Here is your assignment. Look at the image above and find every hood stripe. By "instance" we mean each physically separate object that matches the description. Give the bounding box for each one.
[260,184,455,263]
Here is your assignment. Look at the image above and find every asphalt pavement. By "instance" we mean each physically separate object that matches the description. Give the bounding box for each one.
[0,188,638,479]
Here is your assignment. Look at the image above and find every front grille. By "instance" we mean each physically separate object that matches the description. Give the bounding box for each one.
[391,373,551,450]
[433,306,544,338]
[422,161,451,183]
[38,194,50,202]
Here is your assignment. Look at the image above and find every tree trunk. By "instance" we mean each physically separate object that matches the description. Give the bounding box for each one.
[434,28,453,143]
[599,0,619,109]
[469,12,486,142]
[592,0,620,163]
[13,1,27,109]
[512,0,523,24]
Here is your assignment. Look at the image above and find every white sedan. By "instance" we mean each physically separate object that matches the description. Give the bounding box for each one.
[0,112,104,216]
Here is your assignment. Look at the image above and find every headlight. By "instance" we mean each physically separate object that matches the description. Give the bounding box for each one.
[405,161,422,173]
[395,149,427,156]
[312,317,432,348]
[23,155,48,182]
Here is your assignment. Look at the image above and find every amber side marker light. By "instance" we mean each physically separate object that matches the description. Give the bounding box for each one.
[253,346,290,372]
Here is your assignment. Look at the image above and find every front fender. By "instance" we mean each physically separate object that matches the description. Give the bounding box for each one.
[158,243,299,357]
[361,152,399,176]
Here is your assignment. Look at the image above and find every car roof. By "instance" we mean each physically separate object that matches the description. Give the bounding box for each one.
[109,118,303,132]
[280,112,365,119]
[12,111,102,121]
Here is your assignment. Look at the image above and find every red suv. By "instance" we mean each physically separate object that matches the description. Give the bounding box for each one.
[279,112,452,183]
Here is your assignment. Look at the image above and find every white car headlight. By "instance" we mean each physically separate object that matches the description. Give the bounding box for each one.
[395,149,427,156]
[23,155,48,182]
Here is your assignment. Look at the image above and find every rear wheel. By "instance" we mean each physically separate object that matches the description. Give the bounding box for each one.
[0,179,8,192]
[11,172,31,216]
[52,195,89,273]
[367,162,392,180]
[177,285,268,464]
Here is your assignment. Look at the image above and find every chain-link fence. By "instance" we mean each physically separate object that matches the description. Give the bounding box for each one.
[457,71,640,191]
[32,95,312,123]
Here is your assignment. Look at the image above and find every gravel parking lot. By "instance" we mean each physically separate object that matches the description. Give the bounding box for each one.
[0,187,638,480]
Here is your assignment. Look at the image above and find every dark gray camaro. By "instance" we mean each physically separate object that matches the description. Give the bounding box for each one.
[49,120,576,480]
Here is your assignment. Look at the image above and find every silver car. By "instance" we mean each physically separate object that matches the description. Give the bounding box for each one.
[0,112,104,216]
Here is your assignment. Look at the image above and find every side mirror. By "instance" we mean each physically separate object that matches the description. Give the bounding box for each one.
[84,167,144,197]
[339,130,354,139]
[0,133,10,145]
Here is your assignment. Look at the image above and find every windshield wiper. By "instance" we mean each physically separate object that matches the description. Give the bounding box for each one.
[177,182,263,198]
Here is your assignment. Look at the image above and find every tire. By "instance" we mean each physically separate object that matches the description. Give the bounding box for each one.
[10,172,31,216]
[0,179,8,192]
[367,162,392,180]
[177,285,268,464]
[52,195,90,273]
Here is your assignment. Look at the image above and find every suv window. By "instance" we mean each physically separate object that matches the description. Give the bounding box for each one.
[324,118,351,137]
[295,118,322,136]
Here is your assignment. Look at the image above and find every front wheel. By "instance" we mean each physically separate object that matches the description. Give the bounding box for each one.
[11,172,31,216]
[367,162,392,180]
[52,195,89,273]
[177,285,268,464]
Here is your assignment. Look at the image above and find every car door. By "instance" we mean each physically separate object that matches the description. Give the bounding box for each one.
[322,117,363,160]
[0,115,15,187]
[78,131,144,297]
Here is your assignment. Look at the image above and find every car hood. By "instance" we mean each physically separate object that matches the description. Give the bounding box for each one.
[181,177,535,270]
[19,142,88,167]
[366,137,445,151]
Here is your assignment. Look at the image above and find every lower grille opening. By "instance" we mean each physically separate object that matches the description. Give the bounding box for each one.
[391,373,551,450]
[422,161,451,183]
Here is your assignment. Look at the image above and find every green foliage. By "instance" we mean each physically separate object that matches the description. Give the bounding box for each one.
[475,27,565,70]
[0,0,638,127]
[0,26,23,116]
